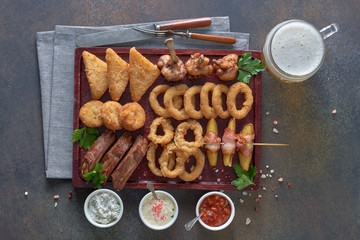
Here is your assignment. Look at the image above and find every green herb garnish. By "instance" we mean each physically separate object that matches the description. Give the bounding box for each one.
[231,164,257,190]
[72,126,100,150]
[237,52,266,83]
[83,163,106,189]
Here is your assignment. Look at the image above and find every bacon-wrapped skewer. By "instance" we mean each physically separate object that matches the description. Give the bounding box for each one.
[204,118,221,169]
[235,123,255,171]
[221,118,236,167]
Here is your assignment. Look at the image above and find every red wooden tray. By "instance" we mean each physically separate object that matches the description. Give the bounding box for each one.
[72,47,261,190]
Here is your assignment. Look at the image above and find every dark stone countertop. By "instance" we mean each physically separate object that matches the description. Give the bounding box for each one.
[0,0,359,239]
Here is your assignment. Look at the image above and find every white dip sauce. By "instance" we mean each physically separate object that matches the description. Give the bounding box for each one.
[88,192,121,224]
[271,21,324,76]
[141,193,175,226]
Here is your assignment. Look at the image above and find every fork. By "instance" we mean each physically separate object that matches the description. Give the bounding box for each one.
[133,27,236,44]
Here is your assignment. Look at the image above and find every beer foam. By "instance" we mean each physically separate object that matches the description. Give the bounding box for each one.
[271,21,324,76]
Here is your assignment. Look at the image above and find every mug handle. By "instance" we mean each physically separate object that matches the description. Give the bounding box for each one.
[320,23,339,39]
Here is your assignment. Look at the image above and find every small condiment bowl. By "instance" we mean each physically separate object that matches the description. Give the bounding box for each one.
[196,191,235,231]
[139,190,178,230]
[84,189,124,228]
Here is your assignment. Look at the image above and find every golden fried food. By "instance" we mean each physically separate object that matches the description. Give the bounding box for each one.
[101,101,122,130]
[82,51,108,100]
[226,82,253,119]
[118,102,146,131]
[146,142,175,177]
[212,54,239,81]
[79,100,103,127]
[178,148,205,182]
[105,48,129,101]
[159,143,186,178]
[212,84,230,119]
[200,82,217,119]
[164,84,190,120]
[147,117,174,145]
[150,85,182,118]
[129,47,160,102]
[157,38,187,82]
[185,53,213,81]
[174,119,203,154]
[158,55,187,82]
[184,85,203,119]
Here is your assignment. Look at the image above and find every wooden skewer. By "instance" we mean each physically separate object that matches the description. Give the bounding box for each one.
[253,143,290,146]
[203,142,289,146]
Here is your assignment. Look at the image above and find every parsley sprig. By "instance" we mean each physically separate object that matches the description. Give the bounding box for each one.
[231,164,257,190]
[237,52,266,83]
[72,126,100,150]
[83,163,106,189]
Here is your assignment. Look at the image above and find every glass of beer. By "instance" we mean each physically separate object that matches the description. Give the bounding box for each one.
[262,20,338,83]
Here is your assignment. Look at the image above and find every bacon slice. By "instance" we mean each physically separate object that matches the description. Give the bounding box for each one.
[111,136,148,190]
[99,132,133,182]
[236,134,254,157]
[221,127,236,155]
[79,129,116,177]
[204,131,221,153]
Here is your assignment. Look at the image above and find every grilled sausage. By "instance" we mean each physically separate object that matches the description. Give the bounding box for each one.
[111,135,148,190]
[79,129,116,177]
[100,132,133,182]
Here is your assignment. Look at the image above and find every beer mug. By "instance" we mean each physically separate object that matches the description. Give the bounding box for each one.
[262,20,338,82]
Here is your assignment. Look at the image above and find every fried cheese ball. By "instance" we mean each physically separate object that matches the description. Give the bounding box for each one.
[101,101,122,130]
[79,100,103,127]
[118,102,146,131]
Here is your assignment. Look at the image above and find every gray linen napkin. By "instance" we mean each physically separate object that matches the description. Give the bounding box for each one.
[36,16,250,179]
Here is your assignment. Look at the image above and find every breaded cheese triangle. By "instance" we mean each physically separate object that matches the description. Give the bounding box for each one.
[105,48,129,101]
[129,47,160,102]
[82,51,108,100]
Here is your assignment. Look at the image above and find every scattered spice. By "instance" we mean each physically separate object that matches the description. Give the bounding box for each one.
[216,178,221,183]
[24,191,28,196]
[254,207,258,212]
[270,169,274,173]
[68,195,72,199]
[54,202,58,208]
[273,128,279,134]
[239,198,244,203]
[198,175,203,180]
[273,120,278,125]
[255,197,261,203]
[54,195,60,200]
[275,194,279,199]
[266,165,269,169]
[278,177,284,183]
[242,191,248,196]
[245,217,251,225]
[266,111,270,116]
[287,183,291,187]
[332,109,337,114]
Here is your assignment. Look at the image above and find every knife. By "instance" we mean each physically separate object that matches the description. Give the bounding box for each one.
[77,17,212,47]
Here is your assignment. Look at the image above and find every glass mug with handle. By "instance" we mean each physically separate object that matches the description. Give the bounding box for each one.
[262,20,338,83]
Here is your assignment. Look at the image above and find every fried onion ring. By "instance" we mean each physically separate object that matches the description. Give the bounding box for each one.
[146,142,175,177]
[178,148,205,182]
[159,143,186,178]
[200,82,217,119]
[174,119,203,154]
[212,84,230,119]
[184,85,203,119]
[147,117,174,145]
[149,85,185,118]
[164,84,189,120]
[226,82,253,119]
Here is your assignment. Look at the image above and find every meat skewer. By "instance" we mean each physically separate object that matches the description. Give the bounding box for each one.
[99,132,133,182]
[111,136,148,191]
[157,38,187,82]
[79,129,116,177]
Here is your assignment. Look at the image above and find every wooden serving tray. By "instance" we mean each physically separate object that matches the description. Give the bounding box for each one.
[72,47,261,190]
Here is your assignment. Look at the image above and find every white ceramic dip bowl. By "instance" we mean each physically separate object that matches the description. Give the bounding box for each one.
[84,189,124,228]
[139,190,178,230]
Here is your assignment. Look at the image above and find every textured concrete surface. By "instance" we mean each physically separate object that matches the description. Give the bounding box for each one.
[0,0,359,239]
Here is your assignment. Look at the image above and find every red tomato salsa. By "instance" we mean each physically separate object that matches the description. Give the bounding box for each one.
[199,194,231,227]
